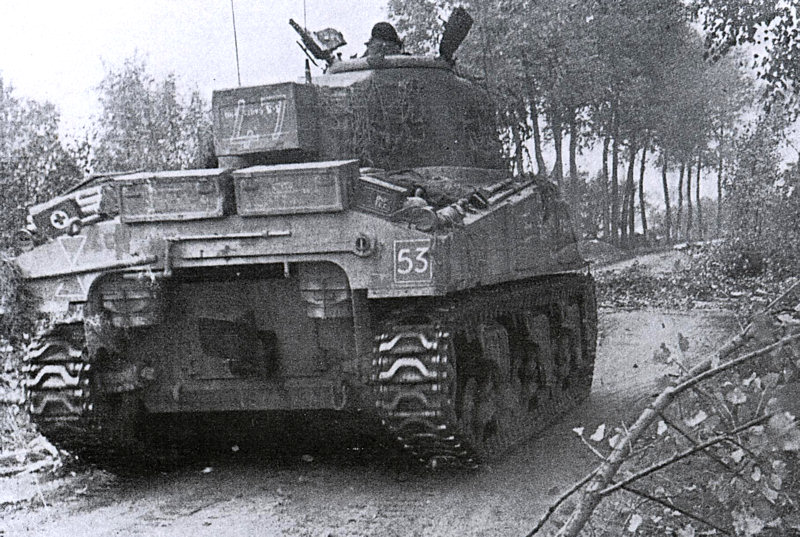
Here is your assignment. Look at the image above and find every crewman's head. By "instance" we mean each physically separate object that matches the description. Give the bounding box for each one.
[369,22,402,46]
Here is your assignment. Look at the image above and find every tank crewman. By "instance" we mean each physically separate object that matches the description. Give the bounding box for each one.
[363,22,403,56]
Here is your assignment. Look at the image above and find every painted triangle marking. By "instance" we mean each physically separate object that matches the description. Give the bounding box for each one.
[58,235,87,268]
[54,276,85,298]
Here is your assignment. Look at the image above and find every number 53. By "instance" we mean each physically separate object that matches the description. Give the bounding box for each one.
[394,239,433,282]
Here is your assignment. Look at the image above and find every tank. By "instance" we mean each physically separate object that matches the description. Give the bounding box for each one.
[14,13,596,467]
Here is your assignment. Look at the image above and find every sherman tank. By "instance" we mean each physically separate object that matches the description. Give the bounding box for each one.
[16,11,596,467]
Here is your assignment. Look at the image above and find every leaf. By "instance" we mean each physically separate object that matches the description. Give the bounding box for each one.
[730,449,745,463]
[768,412,800,450]
[751,465,762,482]
[762,372,780,389]
[627,513,643,533]
[609,433,622,449]
[726,387,748,405]
[743,372,759,387]
[772,459,787,474]
[657,420,668,436]
[676,524,696,537]
[590,423,606,442]
[769,473,782,490]
[732,509,766,537]
[685,410,708,428]
[572,427,585,437]
[762,486,779,502]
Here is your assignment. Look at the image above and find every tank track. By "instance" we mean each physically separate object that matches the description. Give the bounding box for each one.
[22,324,145,465]
[372,273,596,467]
[23,324,92,433]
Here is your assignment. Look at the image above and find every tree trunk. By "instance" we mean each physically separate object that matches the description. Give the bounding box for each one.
[611,112,620,244]
[550,107,563,186]
[620,144,636,248]
[620,158,629,245]
[677,163,684,241]
[602,136,610,240]
[569,111,579,212]
[717,127,723,236]
[530,100,546,176]
[686,159,693,242]
[510,109,525,175]
[639,139,648,241]
[696,151,703,240]
[627,145,636,245]
[661,151,672,244]
[522,53,546,176]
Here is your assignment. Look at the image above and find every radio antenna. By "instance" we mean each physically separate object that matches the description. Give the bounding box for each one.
[303,0,307,30]
[230,0,242,86]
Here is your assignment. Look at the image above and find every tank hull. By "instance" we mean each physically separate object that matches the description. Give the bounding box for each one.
[16,57,596,467]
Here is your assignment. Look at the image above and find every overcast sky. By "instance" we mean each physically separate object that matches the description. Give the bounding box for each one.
[0,0,388,134]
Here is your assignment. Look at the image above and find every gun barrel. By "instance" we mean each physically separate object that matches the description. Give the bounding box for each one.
[289,19,331,63]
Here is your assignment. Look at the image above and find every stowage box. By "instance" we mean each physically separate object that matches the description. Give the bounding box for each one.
[232,160,357,216]
[212,83,318,156]
[116,169,233,223]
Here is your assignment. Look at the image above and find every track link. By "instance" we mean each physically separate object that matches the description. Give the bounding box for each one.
[23,324,147,465]
[23,325,92,436]
[373,273,596,467]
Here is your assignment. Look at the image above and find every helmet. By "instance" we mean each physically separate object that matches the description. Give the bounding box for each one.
[370,22,402,45]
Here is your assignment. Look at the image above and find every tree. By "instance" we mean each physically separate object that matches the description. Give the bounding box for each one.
[92,55,214,173]
[721,109,800,275]
[0,75,84,248]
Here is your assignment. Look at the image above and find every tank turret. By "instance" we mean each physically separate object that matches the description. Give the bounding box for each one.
[212,56,502,171]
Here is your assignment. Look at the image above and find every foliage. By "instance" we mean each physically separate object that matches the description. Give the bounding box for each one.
[716,109,800,277]
[692,0,800,113]
[91,55,214,173]
[595,244,792,318]
[0,76,86,249]
[0,254,37,457]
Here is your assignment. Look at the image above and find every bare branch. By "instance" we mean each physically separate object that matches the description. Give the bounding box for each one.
[622,485,733,536]
[599,414,771,496]
[676,333,800,394]
[658,411,734,473]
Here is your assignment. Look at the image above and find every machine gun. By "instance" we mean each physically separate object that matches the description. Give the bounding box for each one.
[289,19,346,67]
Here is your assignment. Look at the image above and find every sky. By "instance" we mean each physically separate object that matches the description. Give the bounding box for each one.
[0,0,388,134]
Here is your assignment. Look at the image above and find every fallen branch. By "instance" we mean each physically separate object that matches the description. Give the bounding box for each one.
[554,332,800,537]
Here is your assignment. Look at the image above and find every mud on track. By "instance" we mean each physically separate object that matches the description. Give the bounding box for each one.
[1,308,736,537]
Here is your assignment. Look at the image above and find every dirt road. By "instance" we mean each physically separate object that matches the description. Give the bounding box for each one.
[1,308,736,537]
